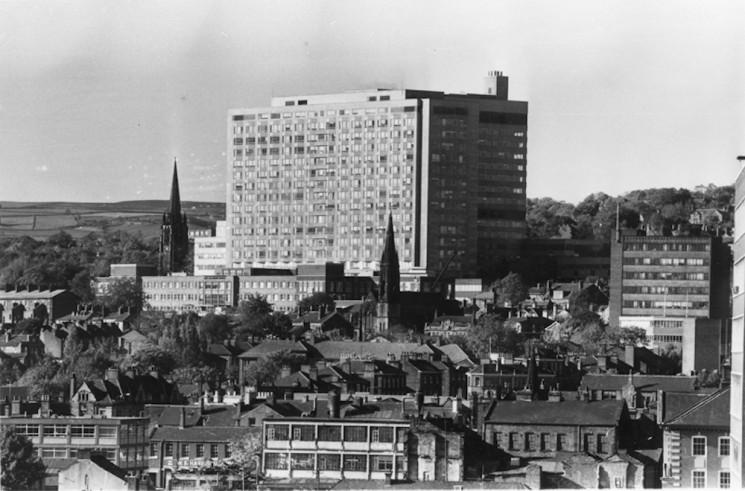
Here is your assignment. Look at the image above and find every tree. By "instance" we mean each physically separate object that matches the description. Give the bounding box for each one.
[16,357,62,400]
[105,277,144,314]
[603,326,649,347]
[121,343,177,376]
[171,366,220,386]
[69,269,95,304]
[14,318,42,336]
[462,314,525,358]
[228,429,263,480]
[198,313,231,344]
[0,426,46,490]
[239,294,273,319]
[297,292,335,314]
[243,350,303,387]
[491,272,528,307]
[32,302,49,325]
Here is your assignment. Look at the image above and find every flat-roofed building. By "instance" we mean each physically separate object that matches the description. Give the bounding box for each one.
[193,220,227,276]
[226,71,527,279]
[142,275,238,313]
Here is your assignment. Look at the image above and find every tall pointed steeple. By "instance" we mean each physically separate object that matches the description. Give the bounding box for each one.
[158,158,189,275]
[379,213,400,304]
[169,158,182,218]
[375,214,401,334]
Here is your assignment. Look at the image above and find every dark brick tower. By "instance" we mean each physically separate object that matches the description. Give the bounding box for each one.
[158,159,189,275]
[376,214,401,332]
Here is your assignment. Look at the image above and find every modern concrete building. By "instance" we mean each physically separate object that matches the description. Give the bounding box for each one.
[731,157,745,488]
[142,275,239,313]
[193,220,227,276]
[226,71,528,279]
[609,232,731,353]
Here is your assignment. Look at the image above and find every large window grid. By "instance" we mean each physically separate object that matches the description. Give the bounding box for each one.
[692,436,707,456]
[343,454,367,472]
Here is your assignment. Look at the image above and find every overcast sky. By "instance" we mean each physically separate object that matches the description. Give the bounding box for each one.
[1,0,743,204]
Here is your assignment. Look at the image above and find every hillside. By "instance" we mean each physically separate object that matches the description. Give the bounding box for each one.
[0,201,225,240]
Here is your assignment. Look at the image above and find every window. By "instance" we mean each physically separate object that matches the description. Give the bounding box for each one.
[318,425,341,441]
[14,424,40,437]
[344,426,367,442]
[150,443,158,457]
[509,433,519,450]
[524,432,534,451]
[265,453,289,470]
[165,443,173,457]
[692,436,707,456]
[292,425,315,441]
[343,454,367,472]
[71,425,96,438]
[43,425,67,438]
[692,470,706,488]
[720,471,731,488]
[291,453,314,470]
[557,433,566,451]
[196,444,204,458]
[540,433,550,451]
[371,426,393,443]
[181,444,190,457]
[719,437,730,456]
[372,455,393,471]
[211,444,219,458]
[493,432,501,448]
[99,426,117,439]
[267,424,290,440]
[318,454,341,470]
[41,447,67,458]
[597,434,607,453]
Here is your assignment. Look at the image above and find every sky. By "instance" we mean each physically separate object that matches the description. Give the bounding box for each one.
[0,0,743,205]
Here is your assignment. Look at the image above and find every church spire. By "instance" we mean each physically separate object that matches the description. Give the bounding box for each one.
[169,158,182,218]
[379,213,400,304]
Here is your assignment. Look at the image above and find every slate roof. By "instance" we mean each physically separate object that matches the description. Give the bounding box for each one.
[664,387,730,428]
[151,425,255,442]
[146,405,202,427]
[88,455,128,482]
[484,399,625,426]
[238,340,310,359]
[661,392,710,423]
[313,341,419,361]
[0,289,70,300]
[580,374,699,393]
[120,329,148,342]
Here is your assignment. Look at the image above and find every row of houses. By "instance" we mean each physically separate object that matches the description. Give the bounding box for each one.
[0,365,730,489]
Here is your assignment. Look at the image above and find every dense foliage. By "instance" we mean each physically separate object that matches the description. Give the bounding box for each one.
[527,184,734,240]
[0,230,158,306]
[0,426,47,490]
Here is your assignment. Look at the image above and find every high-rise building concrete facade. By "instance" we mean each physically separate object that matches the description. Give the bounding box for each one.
[226,72,527,279]
[731,159,745,488]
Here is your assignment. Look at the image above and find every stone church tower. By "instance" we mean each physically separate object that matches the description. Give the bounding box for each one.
[376,214,401,332]
[158,159,189,275]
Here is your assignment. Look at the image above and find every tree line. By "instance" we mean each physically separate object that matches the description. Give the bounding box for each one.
[527,184,734,240]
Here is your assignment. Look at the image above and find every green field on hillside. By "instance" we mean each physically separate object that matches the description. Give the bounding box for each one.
[0,201,225,240]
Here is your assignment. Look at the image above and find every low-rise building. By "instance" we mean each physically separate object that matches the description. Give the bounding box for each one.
[424,315,474,339]
[661,388,731,488]
[262,395,410,482]
[0,414,150,485]
[142,275,239,313]
[0,288,78,324]
[482,398,632,461]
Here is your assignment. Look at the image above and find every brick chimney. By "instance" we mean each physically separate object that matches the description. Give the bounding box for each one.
[281,365,291,379]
